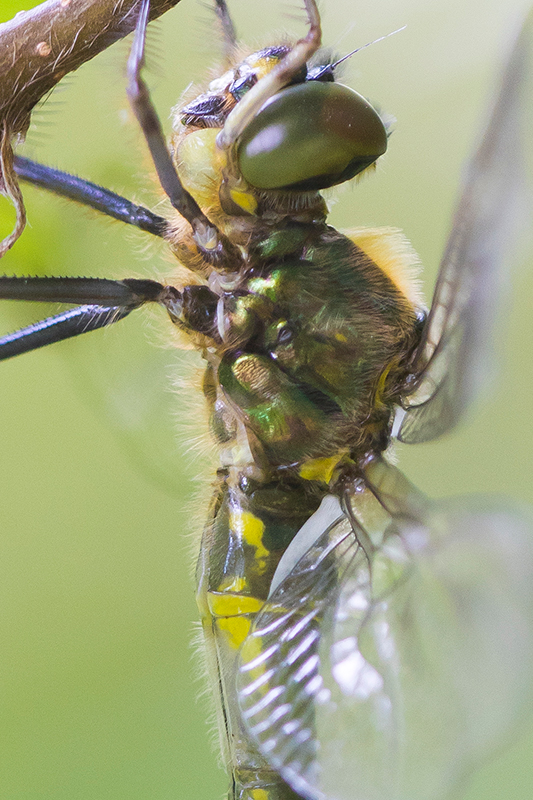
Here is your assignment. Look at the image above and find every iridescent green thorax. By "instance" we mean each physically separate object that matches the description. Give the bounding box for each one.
[207,227,419,468]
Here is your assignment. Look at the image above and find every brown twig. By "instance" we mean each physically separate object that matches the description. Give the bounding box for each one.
[0,0,182,256]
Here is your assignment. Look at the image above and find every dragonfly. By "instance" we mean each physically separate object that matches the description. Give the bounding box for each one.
[1,1,533,799]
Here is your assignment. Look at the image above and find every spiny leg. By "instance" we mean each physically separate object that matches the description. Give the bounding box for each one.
[0,277,180,360]
[14,157,169,237]
[126,0,242,270]
[0,305,134,360]
[0,275,220,359]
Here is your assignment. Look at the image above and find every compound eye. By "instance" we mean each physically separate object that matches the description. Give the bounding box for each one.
[237,81,387,191]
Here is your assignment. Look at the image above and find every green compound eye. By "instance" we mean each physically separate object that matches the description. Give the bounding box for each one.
[237,81,388,191]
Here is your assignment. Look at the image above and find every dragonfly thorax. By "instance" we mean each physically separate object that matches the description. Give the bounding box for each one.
[189,226,422,476]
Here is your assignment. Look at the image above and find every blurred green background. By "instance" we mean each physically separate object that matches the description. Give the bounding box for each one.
[1,0,533,798]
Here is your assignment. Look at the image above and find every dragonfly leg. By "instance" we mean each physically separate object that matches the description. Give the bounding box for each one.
[214,0,238,63]
[217,0,322,150]
[126,0,243,271]
[0,275,220,359]
[14,156,169,238]
[0,276,177,359]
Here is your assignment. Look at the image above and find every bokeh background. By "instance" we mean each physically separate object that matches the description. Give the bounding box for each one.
[1,0,533,798]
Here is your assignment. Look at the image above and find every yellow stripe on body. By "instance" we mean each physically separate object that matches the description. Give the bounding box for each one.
[299,451,348,484]
[229,509,269,575]
[216,615,253,649]
[229,188,258,214]
[208,592,264,617]
[208,592,265,650]
[372,360,396,410]
[250,790,269,800]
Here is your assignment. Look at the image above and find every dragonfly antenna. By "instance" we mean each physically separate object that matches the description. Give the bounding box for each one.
[332,25,407,70]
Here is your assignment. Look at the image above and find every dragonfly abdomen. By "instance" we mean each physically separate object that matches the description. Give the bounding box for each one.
[196,466,329,800]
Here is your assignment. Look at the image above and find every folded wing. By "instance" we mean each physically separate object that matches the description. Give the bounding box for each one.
[396,12,533,444]
[238,459,533,800]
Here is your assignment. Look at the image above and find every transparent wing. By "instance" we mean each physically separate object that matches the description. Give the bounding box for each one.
[237,459,533,800]
[396,11,533,444]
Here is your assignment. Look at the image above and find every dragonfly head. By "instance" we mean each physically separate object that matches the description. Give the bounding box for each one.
[172,44,388,222]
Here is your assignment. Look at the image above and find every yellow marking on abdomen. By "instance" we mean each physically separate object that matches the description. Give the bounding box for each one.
[230,509,269,574]
[250,790,269,800]
[208,592,264,617]
[208,591,264,650]
[215,615,253,649]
